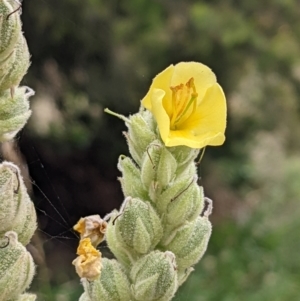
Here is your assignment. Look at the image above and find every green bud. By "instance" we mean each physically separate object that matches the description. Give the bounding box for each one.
[139,108,157,133]
[105,210,135,267]
[169,145,199,168]
[163,215,212,272]
[11,195,37,246]
[140,142,177,194]
[156,147,177,188]
[175,161,197,184]
[125,110,156,165]
[83,258,131,301]
[123,132,141,167]
[0,0,21,62]
[130,250,178,301]
[140,141,161,191]
[110,197,163,255]
[0,231,35,300]
[0,45,16,81]
[117,155,148,201]
[0,86,33,142]
[0,34,31,91]
[0,161,37,245]
[154,174,195,215]
[163,182,204,233]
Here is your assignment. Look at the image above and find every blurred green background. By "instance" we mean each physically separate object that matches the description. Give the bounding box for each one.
[10,0,300,300]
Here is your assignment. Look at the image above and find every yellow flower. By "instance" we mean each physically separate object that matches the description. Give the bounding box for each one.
[141,62,227,148]
[72,238,102,281]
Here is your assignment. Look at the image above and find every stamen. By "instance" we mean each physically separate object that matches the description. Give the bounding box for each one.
[169,77,198,128]
[170,84,183,127]
[175,93,197,124]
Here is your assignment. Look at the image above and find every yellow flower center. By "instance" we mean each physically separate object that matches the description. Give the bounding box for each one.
[170,77,198,130]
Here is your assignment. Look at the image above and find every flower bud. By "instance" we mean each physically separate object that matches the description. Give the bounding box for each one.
[117,155,148,200]
[0,86,33,141]
[161,182,204,238]
[105,212,135,267]
[163,216,212,271]
[125,110,156,165]
[169,145,199,168]
[0,161,37,245]
[155,147,178,188]
[140,141,162,190]
[140,142,177,193]
[175,160,198,181]
[130,251,178,301]
[154,173,195,215]
[12,195,37,246]
[0,231,35,300]
[110,197,163,255]
[0,34,31,91]
[0,45,16,82]
[83,258,131,301]
[0,0,21,62]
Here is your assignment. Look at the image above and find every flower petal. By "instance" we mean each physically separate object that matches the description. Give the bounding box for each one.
[183,83,226,135]
[141,64,174,115]
[165,131,225,148]
[171,62,217,102]
[73,238,102,280]
[150,88,170,143]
